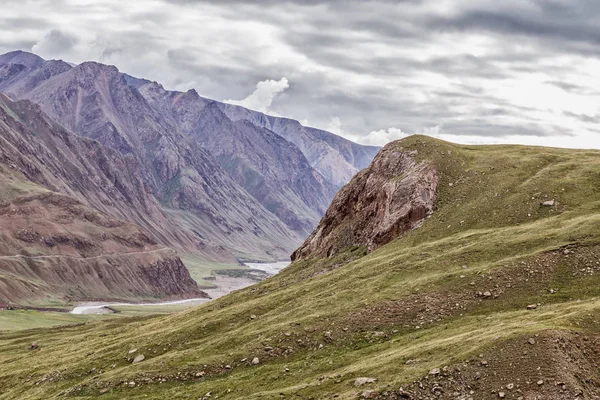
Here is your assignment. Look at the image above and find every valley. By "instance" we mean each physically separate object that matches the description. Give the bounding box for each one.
[0,50,375,312]
[0,1,596,398]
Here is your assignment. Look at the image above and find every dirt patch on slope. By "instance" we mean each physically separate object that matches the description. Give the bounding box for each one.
[376,329,600,399]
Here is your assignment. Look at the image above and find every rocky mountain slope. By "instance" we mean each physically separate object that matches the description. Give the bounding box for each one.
[219,103,380,188]
[3,135,600,399]
[292,141,439,260]
[0,53,301,261]
[0,94,204,306]
[0,50,378,252]
[137,84,337,235]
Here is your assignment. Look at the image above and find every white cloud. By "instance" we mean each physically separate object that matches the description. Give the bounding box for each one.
[32,29,79,59]
[325,116,343,136]
[224,78,289,114]
[360,127,410,146]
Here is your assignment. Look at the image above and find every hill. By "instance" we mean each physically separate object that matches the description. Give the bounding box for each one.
[2,135,600,399]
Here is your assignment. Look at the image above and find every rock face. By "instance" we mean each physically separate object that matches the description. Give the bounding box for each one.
[292,141,439,261]
[0,51,379,258]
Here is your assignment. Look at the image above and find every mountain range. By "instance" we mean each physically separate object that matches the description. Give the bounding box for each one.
[0,50,378,306]
[0,50,379,256]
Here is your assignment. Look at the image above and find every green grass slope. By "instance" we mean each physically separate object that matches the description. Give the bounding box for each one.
[3,136,600,399]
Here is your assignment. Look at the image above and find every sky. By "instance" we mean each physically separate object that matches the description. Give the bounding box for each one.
[1,0,600,148]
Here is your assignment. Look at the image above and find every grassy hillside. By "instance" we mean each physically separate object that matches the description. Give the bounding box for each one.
[3,136,600,399]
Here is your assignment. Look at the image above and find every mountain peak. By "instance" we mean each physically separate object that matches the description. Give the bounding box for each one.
[0,50,45,68]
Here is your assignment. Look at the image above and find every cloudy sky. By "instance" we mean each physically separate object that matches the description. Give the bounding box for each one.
[1,0,600,148]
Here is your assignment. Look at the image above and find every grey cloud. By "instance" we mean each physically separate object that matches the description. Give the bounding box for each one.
[0,0,598,146]
[0,17,50,30]
[563,111,600,124]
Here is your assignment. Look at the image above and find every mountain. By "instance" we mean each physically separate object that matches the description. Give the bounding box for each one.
[0,93,204,306]
[0,51,378,255]
[137,84,337,235]
[4,135,600,399]
[218,102,380,188]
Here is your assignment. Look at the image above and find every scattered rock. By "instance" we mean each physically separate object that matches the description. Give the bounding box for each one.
[128,349,137,354]
[31,342,39,350]
[499,392,505,398]
[528,338,536,345]
[506,383,514,390]
[542,200,557,207]
[250,314,257,320]
[355,377,377,387]
[362,390,375,399]
[430,368,441,375]
[537,380,544,386]
[483,291,492,298]
[526,304,538,310]
[251,357,260,365]
[132,354,145,363]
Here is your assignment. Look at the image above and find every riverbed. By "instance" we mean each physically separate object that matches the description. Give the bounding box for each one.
[70,261,290,314]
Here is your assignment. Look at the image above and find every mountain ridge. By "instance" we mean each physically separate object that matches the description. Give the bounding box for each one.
[0,50,379,260]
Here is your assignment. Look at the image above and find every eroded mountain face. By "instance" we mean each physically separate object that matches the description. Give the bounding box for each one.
[0,51,379,260]
[0,94,205,305]
[292,142,439,261]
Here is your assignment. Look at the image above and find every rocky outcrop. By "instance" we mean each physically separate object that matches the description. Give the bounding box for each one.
[292,140,439,260]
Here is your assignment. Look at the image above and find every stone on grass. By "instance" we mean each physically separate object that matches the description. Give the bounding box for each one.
[132,354,145,363]
[251,357,260,365]
[354,377,377,387]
